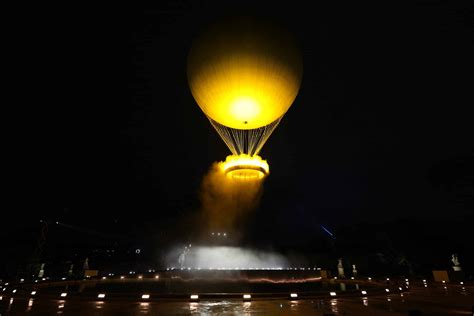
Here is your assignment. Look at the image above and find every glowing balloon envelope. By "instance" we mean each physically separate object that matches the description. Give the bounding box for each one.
[188,16,302,177]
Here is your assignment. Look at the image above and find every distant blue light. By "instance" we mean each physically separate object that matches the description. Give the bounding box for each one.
[321,225,335,238]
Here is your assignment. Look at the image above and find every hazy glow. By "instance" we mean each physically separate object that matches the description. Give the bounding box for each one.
[168,246,287,269]
[220,154,269,180]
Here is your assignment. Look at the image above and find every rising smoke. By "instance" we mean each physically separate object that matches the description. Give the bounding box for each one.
[198,162,264,237]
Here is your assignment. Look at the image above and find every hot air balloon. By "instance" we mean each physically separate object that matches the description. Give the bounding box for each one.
[188,16,302,179]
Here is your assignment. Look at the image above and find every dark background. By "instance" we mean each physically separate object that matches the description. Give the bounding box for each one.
[3,1,473,278]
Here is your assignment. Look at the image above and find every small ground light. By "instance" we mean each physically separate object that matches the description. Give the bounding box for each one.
[405,279,409,282]
[138,276,143,279]
[460,282,463,285]
[399,287,403,291]
[330,292,337,296]
[155,275,159,279]
[368,277,372,281]
[62,277,66,280]
[20,279,24,282]
[120,276,125,279]
[442,280,446,283]
[385,289,390,293]
[98,294,105,299]
[12,289,17,293]
[243,294,251,300]
[102,277,106,280]
[60,292,67,297]
[386,278,390,281]
[141,294,150,299]
[31,291,36,295]
[190,295,199,300]
[290,293,298,298]
[361,291,367,295]
[351,277,354,280]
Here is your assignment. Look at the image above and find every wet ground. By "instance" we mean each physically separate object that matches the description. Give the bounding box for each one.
[1,284,472,315]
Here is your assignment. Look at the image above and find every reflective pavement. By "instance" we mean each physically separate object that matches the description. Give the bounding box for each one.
[1,285,472,315]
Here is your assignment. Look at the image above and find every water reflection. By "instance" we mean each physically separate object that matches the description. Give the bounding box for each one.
[189,302,199,313]
[27,298,34,312]
[243,302,252,316]
[330,298,338,313]
[57,299,65,315]
[95,301,104,309]
[362,297,368,306]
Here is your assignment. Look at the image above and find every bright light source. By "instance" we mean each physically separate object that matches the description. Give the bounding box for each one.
[120,276,125,279]
[386,278,390,281]
[405,279,409,282]
[141,294,150,299]
[58,304,64,308]
[290,293,298,298]
[12,289,17,293]
[460,282,464,285]
[98,293,105,299]
[361,291,367,295]
[62,277,66,280]
[424,285,427,288]
[102,277,106,280]
[385,289,390,293]
[31,291,36,295]
[0,296,2,300]
[190,295,199,300]
[442,280,446,284]
[60,293,67,297]
[399,287,403,291]
[423,279,426,282]
[20,279,24,282]
[243,294,251,300]
[330,292,336,296]
[154,275,159,279]
[351,277,354,280]
[368,277,372,281]
[138,276,143,279]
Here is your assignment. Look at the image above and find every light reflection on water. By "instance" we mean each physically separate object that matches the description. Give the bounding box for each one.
[2,288,472,315]
[330,298,338,313]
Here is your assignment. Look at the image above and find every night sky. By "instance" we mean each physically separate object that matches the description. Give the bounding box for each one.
[5,2,474,273]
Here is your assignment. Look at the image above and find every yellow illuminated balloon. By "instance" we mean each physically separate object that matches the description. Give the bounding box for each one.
[188,17,303,130]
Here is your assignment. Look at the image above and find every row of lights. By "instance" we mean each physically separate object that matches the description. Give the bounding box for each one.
[5,291,373,301]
